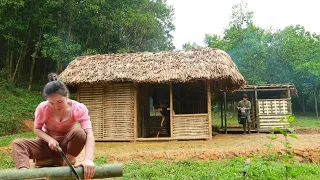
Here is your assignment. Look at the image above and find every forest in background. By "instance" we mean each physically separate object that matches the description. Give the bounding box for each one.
[1,1,320,114]
[183,3,320,115]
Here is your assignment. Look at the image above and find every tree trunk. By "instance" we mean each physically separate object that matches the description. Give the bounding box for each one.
[56,11,62,74]
[6,39,11,80]
[9,50,14,82]
[43,59,48,82]
[302,93,306,113]
[17,41,29,82]
[28,30,42,91]
[11,42,26,83]
[85,28,91,49]
[315,87,319,119]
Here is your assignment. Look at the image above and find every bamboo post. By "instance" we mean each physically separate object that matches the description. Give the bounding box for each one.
[134,82,138,141]
[220,95,223,128]
[207,81,212,140]
[255,87,259,133]
[224,91,227,134]
[287,88,292,114]
[170,83,173,138]
[0,164,123,180]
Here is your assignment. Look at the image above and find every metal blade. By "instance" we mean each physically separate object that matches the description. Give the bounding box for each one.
[57,144,81,180]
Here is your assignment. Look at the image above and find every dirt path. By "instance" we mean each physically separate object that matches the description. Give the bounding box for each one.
[75,133,320,163]
[2,132,319,165]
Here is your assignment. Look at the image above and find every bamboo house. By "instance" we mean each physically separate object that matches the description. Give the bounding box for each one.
[59,48,246,141]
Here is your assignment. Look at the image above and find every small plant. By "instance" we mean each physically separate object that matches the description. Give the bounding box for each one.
[94,156,108,165]
[264,115,298,180]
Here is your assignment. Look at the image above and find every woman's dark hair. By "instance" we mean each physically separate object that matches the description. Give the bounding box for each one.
[43,81,69,98]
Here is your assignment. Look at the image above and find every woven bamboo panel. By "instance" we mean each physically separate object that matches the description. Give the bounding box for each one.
[173,114,209,138]
[79,85,104,140]
[257,99,291,131]
[258,99,288,115]
[103,84,134,140]
[258,115,290,130]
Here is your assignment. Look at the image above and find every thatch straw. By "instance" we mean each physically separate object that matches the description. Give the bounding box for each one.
[59,48,247,90]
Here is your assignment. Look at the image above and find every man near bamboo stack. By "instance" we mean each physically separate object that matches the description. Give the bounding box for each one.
[237,94,252,134]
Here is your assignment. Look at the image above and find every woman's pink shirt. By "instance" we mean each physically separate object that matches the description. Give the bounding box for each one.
[34,100,92,140]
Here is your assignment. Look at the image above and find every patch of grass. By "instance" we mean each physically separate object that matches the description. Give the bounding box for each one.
[212,111,241,128]
[291,113,320,128]
[0,81,43,136]
[0,151,14,169]
[0,131,36,147]
[94,156,108,165]
[121,159,320,180]
[211,111,320,130]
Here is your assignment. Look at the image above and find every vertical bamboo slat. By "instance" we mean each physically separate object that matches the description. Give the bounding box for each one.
[170,83,173,137]
[207,81,212,140]
[133,83,138,141]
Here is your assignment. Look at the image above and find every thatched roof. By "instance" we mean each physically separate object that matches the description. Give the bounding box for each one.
[59,48,247,90]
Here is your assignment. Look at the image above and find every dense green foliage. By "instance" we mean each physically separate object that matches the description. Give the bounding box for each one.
[184,2,320,114]
[0,0,175,88]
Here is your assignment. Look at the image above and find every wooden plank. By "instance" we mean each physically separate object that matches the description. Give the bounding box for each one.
[174,114,208,117]
[260,123,290,126]
[259,126,289,129]
[258,115,289,118]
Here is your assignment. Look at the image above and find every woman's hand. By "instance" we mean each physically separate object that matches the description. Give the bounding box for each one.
[48,138,59,151]
[75,159,95,180]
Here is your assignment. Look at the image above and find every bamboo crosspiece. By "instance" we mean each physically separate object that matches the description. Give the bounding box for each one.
[0,164,123,180]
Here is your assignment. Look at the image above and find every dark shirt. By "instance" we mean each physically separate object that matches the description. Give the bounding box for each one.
[160,107,170,121]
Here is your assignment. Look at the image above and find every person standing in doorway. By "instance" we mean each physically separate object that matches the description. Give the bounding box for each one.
[238,94,251,134]
[156,106,173,137]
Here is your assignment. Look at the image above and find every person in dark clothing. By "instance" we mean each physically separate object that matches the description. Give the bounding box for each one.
[156,107,173,137]
[237,94,252,134]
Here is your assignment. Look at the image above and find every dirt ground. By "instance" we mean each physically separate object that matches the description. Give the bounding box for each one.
[2,130,320,165]
[74,130,320,164]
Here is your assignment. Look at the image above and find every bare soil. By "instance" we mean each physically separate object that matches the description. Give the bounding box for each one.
[75,131,320,164]
[2,130,320,165]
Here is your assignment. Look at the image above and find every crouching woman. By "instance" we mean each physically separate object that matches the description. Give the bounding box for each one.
[12,81,95,179]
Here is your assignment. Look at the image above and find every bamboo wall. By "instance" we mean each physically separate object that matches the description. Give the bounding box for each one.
[257,99,291,131]
[79,84,135,141]
[173,114,209,139]
[78,85,104,139]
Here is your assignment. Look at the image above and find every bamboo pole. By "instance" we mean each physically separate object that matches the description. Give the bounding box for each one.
[134,82,138,141]
[287,88,292,114]
[0,164,123,180]
[255,87,259,133]
[224,91,227,134]
[220,95,223,128]
[170,83,173,138]
[207,81,212,140]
